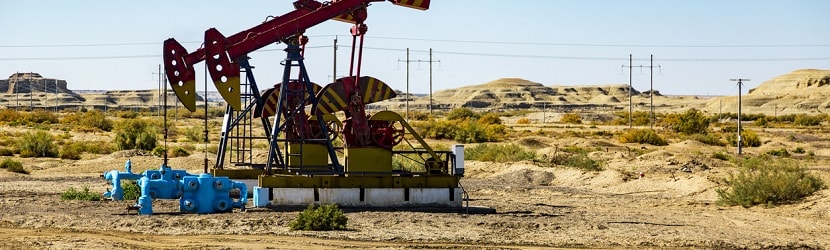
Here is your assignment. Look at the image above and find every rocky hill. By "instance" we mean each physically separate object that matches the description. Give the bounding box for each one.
[704,69,830,115]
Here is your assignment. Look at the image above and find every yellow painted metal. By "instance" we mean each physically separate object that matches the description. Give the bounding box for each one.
[215,75,242,110]
[211,168,263,179]
[345,147,393,172]
[170,79,197,111]
[314,76,397,115]
[258,174,459,188]
[287,143,329,167]
[369,111,444,172]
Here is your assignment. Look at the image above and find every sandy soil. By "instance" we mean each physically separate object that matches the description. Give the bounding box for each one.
[2,124,830,249]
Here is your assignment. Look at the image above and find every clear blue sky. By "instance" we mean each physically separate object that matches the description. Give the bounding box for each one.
[1,0,828,96]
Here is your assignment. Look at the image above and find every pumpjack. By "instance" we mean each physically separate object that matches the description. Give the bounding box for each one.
[163,0,465,208]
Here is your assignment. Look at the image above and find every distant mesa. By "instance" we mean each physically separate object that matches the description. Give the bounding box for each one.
[705,69,830,115]
[0,72,207,111]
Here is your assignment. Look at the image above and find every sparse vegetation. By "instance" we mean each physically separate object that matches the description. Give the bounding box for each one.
[618,129,668,146]
[0,158,28,174]
[289,204,348,231]
[18,130,58,158]
[413,118,506,143]
[60,110,114,132]
[660,108,710,135]
[551,152,602,171]
[114,119,158,151]
[465,143,538,162]
[726,129,762,147]
[717,156,825,207]
[712,151,730,161]
[688,133,725,146]
[122,181,141,200]
[515,117,531,124]
[765,149,790,157]
[61,186,101,201]
[560,113,582,124]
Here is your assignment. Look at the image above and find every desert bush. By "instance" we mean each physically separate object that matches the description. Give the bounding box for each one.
[61,110,113,132]
[408,111,433,121]
[794,147,806,154]
[610,111,651,126]
[18,131,58,158]
[618,129,667,146]
[114,119,158,151]
[591,130,613,137]
[413,119,505,143]
[753,117,768,127]
[688,133,725,146]
[765,149,791,157]
[152,146,167,157]
[59,141,84,160]
[465,143,537,162]
[794,114,822,127]
[560,113,582,124]
[184,125,208,143]
[0,109,22,124]
[0,148,12,156]
[712,151,730,161]
[726,129,761,147]
[116,110,139,119]
[289,204,348,231]
[446,107,476,121]
[122,181,141,200]
[661,108,709,135]
[23,110,59,125]
[61,186,101,201]
[170,147,190,157]
[515,117,531,124]
[0,158,28,174]
[477,113,502,125]
[717,157,825,207]
[550,151,602,171]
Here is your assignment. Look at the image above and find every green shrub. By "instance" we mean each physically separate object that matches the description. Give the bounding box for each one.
[560,113,582,124]
[114,119,158,151]
[59,142,84,160]
[184,125,208,143]
[413,119,505,143]
[688,133,725,146]
[465,143,538,162]
[289,204,348,231]
[0,148,13,156]
[726,129,761,147]
[61,110,113,132]
[477,113,502,125]
[170,147,190,157]
[122,181,141,200]
[794,147,806,154]
[0,158,28,174]
[712,151,730,161]
[61,186,101,201]
[765,149,790,157]
[23,110,59,125]
[717,157,825,207]
[618,129,667,146]
[552,152,602,171]
[753,117,768,127]
[794,114,822,127]
[610,111,651,126]
[446,107,477,121]
[661,108,710,135]
[152,146,167,157]
[116,110,139,119]
[18,131,58,158]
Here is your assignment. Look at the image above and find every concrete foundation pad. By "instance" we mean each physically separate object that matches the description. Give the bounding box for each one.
[253,187,463,208]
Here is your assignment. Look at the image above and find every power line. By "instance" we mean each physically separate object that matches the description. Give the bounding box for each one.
[2,46,829,62]
[5,36,829,48]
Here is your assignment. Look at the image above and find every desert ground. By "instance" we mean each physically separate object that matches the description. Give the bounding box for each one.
[2,70,830,249]
[1,109,830,249]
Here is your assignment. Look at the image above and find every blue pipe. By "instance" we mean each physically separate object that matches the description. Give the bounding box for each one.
[103,160,141,200]
[232,180,247,211]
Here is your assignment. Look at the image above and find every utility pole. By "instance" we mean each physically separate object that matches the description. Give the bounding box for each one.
[730,78,750,155]
[397,49,441,117]
[649,54,654,129]
[332,37,337,83]
[621,55,661,129]
[628,54,632,129]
